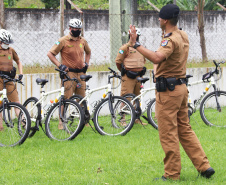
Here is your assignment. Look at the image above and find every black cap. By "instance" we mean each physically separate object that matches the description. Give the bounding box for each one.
[159,4,180,20]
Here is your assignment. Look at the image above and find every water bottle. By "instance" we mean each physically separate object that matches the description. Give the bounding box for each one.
[54,93,61,103]
[102,89,108,98]
[43,100,54,111]
[0,95,3,104]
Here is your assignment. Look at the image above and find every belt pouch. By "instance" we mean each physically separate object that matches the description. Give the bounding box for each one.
[156,77,167,92]
[166,77,176,91]
[10,67,16,79]
[126,70,138,79]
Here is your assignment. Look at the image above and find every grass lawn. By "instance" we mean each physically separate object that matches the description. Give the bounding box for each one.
[0,112,225,184]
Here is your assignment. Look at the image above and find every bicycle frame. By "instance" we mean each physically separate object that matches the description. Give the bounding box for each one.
[188,75,218,113]
[129,86,156,115]
[78,81,109,118]
[27,87,62,121]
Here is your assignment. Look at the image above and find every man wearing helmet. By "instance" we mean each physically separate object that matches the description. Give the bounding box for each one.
[115,28,147,125]
[0,29,23,131]
[47,18,91,129]
[129,4,214,181]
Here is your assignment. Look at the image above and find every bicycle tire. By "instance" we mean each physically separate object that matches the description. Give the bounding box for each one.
[147,98,158,130]
[200,90,226,127]
[123,93,141,119]
[0,102,31,147]
[45,99,85,141]
[23,97,40,137]
[69,94,89,123]
[93,96,135,136]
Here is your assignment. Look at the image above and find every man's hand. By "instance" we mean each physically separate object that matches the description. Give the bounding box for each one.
[59,64,68,72]
[128,24,138,47]
[18,74,23,80]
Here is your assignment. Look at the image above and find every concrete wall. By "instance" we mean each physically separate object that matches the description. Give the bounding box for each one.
[3,9,226,66]
[16,67,226,112]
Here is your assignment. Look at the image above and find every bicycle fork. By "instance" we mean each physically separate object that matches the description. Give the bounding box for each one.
[212,84,221,112]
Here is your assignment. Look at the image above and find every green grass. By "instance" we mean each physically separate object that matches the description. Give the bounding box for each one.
[0,112,225,184]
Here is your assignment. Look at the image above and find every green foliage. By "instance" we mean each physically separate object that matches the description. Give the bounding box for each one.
[3,0,19,7]
[74,0,109,10]
[138,0,173,10]
[176,0,224,10]
[40,0,60,9]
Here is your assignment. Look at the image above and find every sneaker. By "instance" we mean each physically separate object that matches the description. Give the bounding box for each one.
[201,167,215,178]
[135,119,148,125]
[0,127,4,131]
[119,119,127,127]
[153,176,167,181]
[58,123,64,130]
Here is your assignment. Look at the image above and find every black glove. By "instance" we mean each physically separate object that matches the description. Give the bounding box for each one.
[59,64,67,71]
[18,74,23,80]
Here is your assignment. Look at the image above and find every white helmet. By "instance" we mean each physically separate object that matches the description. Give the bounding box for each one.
[0,29,14,44]
[128,28,141,36]
[69,19,82,28]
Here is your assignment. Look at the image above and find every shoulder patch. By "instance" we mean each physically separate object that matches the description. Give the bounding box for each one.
[119,50,124,54]
[161,39,170,47]
[55,41,60,45]
[164,32,172,38]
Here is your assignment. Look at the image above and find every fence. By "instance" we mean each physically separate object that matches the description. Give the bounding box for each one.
[1,9,226,67]
[16,67,226,111]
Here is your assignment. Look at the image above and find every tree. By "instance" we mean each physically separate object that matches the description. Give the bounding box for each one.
[41,0,60,9]
[3,0,19,7]
[198,0,207,62]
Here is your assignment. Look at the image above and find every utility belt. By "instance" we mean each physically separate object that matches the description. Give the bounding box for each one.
[155,77,186,92]
[0,67,16,79]
[69,63,88,73]
[121,66,146,79]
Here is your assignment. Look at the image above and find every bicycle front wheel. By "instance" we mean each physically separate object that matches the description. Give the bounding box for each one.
[45,99,84,141]
[0,102,31,147]
[93,96,135,136]
[147,98,158,130]
[200,91,226,127]
[23,97,40,137]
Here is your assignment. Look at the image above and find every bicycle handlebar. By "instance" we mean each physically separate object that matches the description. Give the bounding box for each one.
[55,68,81,88]
[0,74,24,85]
[108,67,122,80]
[212,60,225,75]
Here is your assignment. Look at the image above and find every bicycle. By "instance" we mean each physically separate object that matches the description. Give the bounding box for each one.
[0,74,31,147]
[148,60,226,127]
[69,67,135,136]
[122,77,157,129]
[23,69,84,141]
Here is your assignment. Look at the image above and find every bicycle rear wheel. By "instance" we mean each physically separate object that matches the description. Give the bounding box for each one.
[45,99,84,141]
[123,93,141,119]
[200,91,226,127]
[0,102,31,147]
[93,96,135,136]
[147,98,158,129]
[23,97,40,137]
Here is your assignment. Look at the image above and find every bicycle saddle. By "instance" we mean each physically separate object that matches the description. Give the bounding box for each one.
[36,78,49,86]
[80,75,92,82]
[137,77,149,84]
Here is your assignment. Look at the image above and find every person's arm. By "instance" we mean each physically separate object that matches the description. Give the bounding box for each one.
[85,52,91,65]
[116,63,122,71]
[47,51,69,71]
[14,59,23,75]
[47,51,61,67]
[129,25,165,64]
